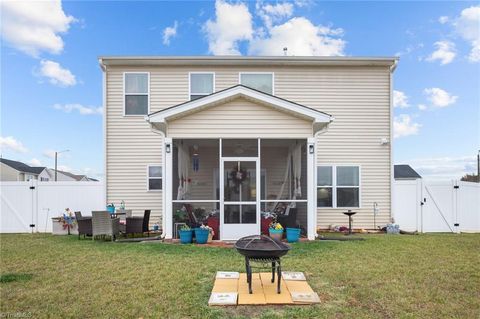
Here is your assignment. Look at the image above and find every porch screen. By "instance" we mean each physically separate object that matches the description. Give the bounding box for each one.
[260,140,308,232]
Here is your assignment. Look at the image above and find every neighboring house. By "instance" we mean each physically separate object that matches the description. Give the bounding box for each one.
[394,165,422,180]
[0,158,97,182]
[0,158,46,181]
[40,168,93,181]
[99,56,398,240]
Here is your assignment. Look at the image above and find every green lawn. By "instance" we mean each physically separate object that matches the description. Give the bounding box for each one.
[1,234,479,319]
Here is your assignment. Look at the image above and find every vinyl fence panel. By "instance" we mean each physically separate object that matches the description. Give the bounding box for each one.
[393,180,421,231]
[1,181,105,233]
[457,181,480,233]
[393,179,480,233]
[0,182,34,233]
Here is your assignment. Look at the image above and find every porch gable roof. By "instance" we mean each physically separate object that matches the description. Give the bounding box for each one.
[145,85,333,135]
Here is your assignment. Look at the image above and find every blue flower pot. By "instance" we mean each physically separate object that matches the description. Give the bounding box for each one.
[286,228,301,243]
[194,228,209,244]
[179,229,193,244]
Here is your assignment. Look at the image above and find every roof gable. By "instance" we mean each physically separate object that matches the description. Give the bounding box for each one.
[394,165,422,179]
[146,85,333,135]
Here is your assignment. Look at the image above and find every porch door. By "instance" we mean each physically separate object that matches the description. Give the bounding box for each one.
[220,158,260,240]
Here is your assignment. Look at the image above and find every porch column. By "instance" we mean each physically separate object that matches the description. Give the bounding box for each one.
[164,137,173,239]
[307,137,316,240]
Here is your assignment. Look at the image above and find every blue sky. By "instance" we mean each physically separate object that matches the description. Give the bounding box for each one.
[1,0,479,180]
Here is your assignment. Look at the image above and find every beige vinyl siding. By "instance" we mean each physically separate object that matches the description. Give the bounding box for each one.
[1,163,20,181]
[167,97,312,138]
[106,70,163,225]
[106,64,392,229]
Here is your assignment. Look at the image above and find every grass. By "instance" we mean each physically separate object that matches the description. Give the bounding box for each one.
[1,234,479,319]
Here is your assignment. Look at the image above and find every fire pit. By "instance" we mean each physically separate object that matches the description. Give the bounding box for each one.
[234,235,291,294]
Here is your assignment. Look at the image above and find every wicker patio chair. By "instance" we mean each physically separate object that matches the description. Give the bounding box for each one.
[125,210,151,237]
[92,211,120,241]
[74,211,92,239]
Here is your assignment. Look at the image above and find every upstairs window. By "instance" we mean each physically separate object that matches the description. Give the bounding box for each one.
[317,166,360,208]
[147,165,162,191]
[189,73,214,100]
[239,73,274,95]
[124,72,149,115]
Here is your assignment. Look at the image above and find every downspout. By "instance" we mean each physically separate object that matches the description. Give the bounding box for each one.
[312,124,331,238]
[99,58,107,207]
[146,117,167,239]
[389,59,398,223]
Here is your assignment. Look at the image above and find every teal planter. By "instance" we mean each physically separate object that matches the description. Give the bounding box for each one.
[269,228,283,241]
[286,228,301,243]
[194,228,209,244]
[179,229,193,244]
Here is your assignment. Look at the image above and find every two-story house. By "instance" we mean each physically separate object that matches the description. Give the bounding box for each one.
[99,56,398,240]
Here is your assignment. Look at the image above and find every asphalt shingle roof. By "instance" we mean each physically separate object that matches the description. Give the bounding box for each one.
[0,158,45,175]
[394,165,422,179]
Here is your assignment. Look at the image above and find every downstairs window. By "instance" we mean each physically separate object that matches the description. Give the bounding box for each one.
[317,165,360,208]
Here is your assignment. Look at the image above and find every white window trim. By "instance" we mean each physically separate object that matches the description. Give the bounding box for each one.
[123,72,150,117]
[147,164,162,192]
[317,165,362,209]
[188,72,215,100]
[238,72,275,95]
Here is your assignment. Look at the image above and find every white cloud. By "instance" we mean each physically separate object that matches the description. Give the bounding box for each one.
[0,136,28,153]
[393,90,410,108]
[0,0,76,57]
[393,114,421,138]
[257,2,293,28]
[426,41,456,65]
[293,0,315,8]
[418,104,427,111]
[438,16,449,24]
[395,43,424,57]
[249,17,345,56]
[29,158,42,166]
[405,156,477,180]
[453,6,480,62]
[162,21,178,45]
[38,60,76,87]
[424,88,458,108]
[43,150,56,159]
[203,0,253,55]
[53,103,102,115]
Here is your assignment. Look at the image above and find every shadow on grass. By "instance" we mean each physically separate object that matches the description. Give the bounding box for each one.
[0,273,33,283]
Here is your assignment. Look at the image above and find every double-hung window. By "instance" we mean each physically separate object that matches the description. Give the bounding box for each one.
[189,73,214,100]
[317,166,360,208]
[147,165,162,191]
[239,73,274,95]
[124,72,149,115]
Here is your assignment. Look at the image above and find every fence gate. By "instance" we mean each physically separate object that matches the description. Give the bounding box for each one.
[394,179,480,233]
[0,181,105,233]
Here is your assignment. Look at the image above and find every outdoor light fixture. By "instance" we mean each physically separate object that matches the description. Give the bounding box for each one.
[309,144,314,154]
[165,143,171,153]
[192,144,200,172]
[380,138,390,145]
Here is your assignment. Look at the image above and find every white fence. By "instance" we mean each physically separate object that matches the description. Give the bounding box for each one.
[394,179,480,233]
[1,181,105,233]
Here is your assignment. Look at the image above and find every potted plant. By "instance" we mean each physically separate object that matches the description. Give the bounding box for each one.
[269,221,284,241]
[178,225,193,244]
[200,225,215,243]
[286,226,301,243]
[194,225,210,244]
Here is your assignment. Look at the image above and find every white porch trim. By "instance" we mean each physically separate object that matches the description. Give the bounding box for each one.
[145,85,333,135]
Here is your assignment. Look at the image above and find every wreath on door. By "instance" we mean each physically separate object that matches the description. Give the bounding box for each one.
[229,166,247,193]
